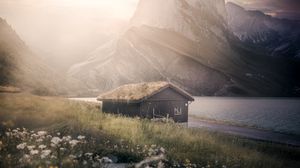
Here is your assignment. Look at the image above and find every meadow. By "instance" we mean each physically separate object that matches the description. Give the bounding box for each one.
[0,93,300,168]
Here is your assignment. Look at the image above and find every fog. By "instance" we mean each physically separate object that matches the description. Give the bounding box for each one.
[0,0,139,70]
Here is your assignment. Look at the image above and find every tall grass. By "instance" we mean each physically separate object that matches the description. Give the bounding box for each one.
[0,93,300,168]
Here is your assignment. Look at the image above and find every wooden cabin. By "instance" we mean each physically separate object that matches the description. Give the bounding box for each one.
[97,81,194,123]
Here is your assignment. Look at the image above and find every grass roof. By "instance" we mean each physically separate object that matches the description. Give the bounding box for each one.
[97,81,169,102]
[97,81,194,102]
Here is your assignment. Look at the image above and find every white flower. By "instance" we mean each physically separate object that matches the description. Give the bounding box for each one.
[27,145,35,150]
[37,131,47,136]
[57,132,61,136]
[84,153,93,157]
[5,132,11,137]
[41,150,51,159]
[51,137,62,146]
[31,134,38,138]
[62,135,72,141]
[60,147,66,151]
[17,143,27,150]
[77,135,85,140]
[99,157,112,163]
[30,149,39,155]
[159,147,166,153]
[38,144,47,149]
[69,140,80,147]
[23,154,30,159]
[69,154,76,159]
[36,138,43,142]
[83,160,88,165]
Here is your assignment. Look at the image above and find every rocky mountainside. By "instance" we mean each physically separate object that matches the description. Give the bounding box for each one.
[226,2,300,59]
[69,0,300,96]
[0,18,83,95]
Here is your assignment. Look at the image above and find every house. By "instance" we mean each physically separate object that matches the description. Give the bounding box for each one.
[97,81,194,123]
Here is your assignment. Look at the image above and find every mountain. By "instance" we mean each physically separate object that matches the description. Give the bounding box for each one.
[0,18,83,95]
[69,0,300,96]
[226,2,300,59]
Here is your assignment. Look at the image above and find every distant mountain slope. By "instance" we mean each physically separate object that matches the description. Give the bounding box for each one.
[226,2,300,59]
[0,18,83,95]
[69,0,300,96]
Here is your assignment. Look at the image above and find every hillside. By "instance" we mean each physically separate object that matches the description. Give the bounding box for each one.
[0,18,83,95]
[226,2,300,59]
[69,0,300,96]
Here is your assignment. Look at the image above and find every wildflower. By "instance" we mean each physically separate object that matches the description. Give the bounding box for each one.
[62,136,72,141]
[51,137,62,146]
[5,132,11,137]
[16,143,27,150]
[36,137,44,142]
[83,160,88,165]
[19,154,31,163]
[57,132,61,136]
[37,131,47,136]
[159,147,166,154]
[41,150,51,159]
[60,147,66,151]
[30,149,39,155]
[27,145,35,150]
[77,135,85,140]
[69,154,76,159]
[23,154,30,159]
[69,139,80,147]
[38,144,47,149]
[85,153,93,157]
[100,157,113,163]
[31,134,38,138]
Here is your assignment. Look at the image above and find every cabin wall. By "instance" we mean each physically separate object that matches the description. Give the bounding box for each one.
[101,87,191,122]
[102,101,140,117]
[140,100,188,122]
[141,88,189,122]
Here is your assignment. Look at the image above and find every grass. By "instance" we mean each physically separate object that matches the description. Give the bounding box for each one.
[0,93,300,168]
[0,85,21,93]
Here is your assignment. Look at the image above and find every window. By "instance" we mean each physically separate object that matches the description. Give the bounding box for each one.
[174,107,182,115]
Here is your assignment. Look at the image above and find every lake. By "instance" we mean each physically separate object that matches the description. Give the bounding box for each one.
[69,97,300,135]
[190,97,300,135]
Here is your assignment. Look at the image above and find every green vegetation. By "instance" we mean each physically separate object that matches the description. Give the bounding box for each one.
[0,93,300,168]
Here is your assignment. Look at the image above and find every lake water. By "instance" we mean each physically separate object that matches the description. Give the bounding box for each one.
[190,97,300,135]
[69,97,300,135]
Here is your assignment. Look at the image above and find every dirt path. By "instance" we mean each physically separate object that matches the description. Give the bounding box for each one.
[188,117,300,147]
